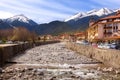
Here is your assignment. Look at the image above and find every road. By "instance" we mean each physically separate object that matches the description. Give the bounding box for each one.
[0,42,120,80]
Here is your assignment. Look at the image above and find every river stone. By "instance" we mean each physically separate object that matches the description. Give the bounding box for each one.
[97,67,101,71]
[107,67,113,72]
[50,76,56,80]
[115,70,120,74]
[37,72,44,76]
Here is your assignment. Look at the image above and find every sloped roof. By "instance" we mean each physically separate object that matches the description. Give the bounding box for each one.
[100,11,120,20]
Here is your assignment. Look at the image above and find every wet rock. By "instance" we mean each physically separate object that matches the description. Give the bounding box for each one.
[50,76,56,80]
[71,75,76,78]
[0,68,2,73]
[2,70,5,73]
[21,69,25,72]
[37,72,44,76]
[32,69,37,72]
[6,68,14,73]
[115,70,120,74]
[69,66,76,70]
[84,72,87,75]
[91,70,95,73]
[102,68,108,72]
[24,75,28,79]
[69,66,74,68]
[97,67,101,71]
[69,71,73,74]
[15,68,21,72]
[107,67,113,72]
[102,67,113,72]
[24,67,28,71]
[28,67,33,71]
[18,73,22,77]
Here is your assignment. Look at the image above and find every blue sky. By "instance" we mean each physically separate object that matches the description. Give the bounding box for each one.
[0,0,119,23]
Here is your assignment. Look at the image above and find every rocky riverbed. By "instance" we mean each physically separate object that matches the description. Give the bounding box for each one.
[0,42,120,80]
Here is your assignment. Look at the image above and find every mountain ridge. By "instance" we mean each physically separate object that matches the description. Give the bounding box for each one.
[0,8,119,35]
[3,14,38,31]
[65,8,114,22]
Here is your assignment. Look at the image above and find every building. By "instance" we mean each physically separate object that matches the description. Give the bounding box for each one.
[59,34,69,40]
[87,10,120,43]
[74,32,86,40]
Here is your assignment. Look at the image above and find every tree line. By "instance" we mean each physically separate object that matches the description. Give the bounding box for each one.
[0,27,37,43]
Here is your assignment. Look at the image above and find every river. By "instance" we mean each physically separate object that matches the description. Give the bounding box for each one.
[0,42,120,80]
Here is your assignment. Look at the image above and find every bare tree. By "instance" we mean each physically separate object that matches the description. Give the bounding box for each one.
[0,29,13,41]
[12,27,30,41]
[30,31,37,43]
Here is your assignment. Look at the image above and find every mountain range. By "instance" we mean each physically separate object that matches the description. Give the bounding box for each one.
[0,8,118,35]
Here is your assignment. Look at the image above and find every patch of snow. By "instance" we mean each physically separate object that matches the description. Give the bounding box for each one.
[65,12,87,22]
[5,14,30,23]
[92,8,113,16]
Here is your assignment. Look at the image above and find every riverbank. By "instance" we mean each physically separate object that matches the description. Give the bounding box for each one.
[0,41,60,67]
[66,42,120,69]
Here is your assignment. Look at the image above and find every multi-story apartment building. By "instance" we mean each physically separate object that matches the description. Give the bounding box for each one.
[87,11,120,42]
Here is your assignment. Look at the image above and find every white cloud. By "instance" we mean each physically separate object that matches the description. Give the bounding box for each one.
[24,0,78,13]
[0,0,119,23]
[0,0,73,23]
[0,11,14,19]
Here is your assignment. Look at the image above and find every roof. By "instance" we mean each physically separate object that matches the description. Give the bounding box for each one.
[100,11,120,20]
[89,11,120,29]
[74,32,85,36]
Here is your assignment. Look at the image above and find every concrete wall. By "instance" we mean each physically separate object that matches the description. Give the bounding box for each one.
[0,41,60,67]
[66,42,120,68]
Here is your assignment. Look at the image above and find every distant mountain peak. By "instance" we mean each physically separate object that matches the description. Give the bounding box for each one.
[7,14,30,23]
[65,12,86,22]
[95,8,113,16]
[65,8,114,22]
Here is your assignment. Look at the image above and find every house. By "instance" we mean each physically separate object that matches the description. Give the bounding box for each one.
[59,34,70,40]
[74,32,86,40]
[87,10,120,43]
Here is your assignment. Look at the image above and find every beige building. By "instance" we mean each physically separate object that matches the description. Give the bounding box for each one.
[87,11,120,42]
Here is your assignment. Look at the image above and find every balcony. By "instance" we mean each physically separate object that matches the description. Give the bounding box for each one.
[114,19,120,22]
[104,26,112,29]
[104,32,112,34]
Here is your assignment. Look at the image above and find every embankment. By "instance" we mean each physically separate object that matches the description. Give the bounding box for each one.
[66,42,120,68]
[0,41,60,67]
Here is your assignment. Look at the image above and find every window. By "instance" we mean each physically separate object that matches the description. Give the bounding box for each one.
[109,19,112,22]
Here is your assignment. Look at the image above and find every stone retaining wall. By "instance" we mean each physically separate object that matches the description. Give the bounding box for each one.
[66,42,120,68]
[0,41,60,67]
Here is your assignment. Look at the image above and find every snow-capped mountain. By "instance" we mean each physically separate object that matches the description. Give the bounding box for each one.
[65,8,114,22]
[0,8,118,35]
[4,14,37,25]
[65,12,87,22]
[4,14,38,26]
[5,14,30,23]
[2,14,38,31]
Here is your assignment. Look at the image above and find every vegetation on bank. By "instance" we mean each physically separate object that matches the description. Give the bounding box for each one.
[0,27,37,43]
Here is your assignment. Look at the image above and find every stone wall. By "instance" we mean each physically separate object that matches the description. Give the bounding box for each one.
[66,42,120,68]
[0,41,60,67]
